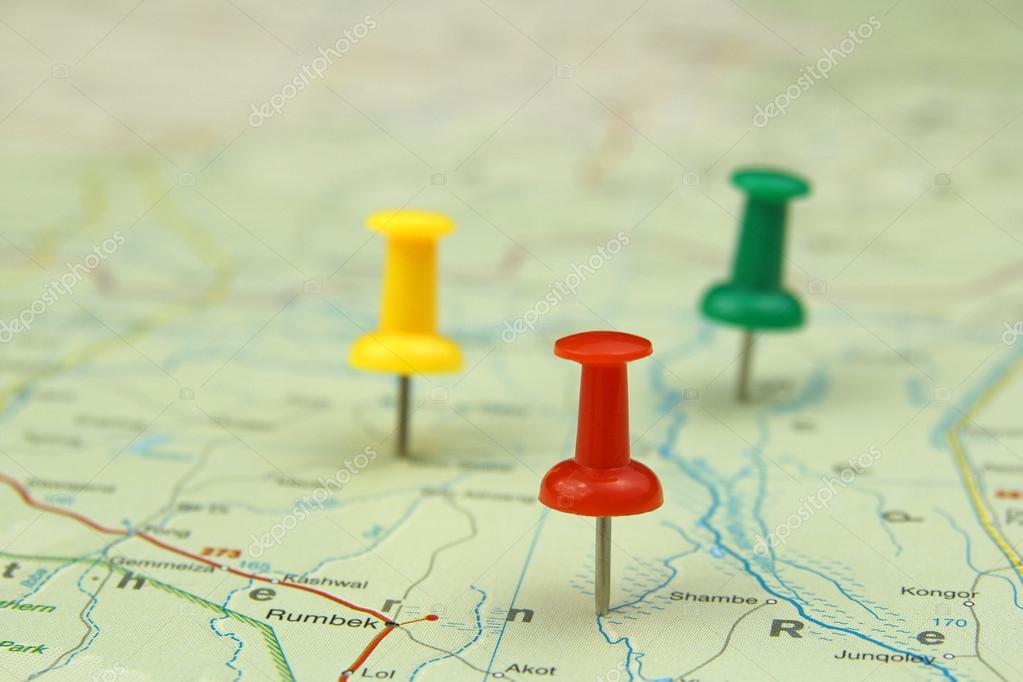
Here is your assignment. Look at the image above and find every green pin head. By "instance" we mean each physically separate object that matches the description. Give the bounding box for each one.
[700,168,810,330]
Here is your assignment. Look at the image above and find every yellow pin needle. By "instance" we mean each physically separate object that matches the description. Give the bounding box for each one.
[349,209,462,456]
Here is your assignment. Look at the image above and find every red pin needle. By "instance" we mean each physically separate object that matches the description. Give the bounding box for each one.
[539,331,663,615]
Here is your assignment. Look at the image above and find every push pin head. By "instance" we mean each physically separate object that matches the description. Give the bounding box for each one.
[701,168,809,331]
[349,209,462,374]
[540,331,662,514]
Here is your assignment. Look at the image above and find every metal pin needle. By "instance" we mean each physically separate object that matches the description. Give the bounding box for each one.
[737,330,754,403]
[396,374,410,457]
[595,516,611,616]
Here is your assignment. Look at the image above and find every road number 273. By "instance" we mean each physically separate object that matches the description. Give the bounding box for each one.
[201,547,241,558]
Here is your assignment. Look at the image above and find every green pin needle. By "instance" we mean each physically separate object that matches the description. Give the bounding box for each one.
[700,168,810,402]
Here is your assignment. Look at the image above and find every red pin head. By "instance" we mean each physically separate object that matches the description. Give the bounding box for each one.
[539,331,663,517]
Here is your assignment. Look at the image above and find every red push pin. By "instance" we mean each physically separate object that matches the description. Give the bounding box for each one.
[539,331,663,616]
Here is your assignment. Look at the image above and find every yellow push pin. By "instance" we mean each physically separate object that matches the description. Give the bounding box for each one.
[349,209,462,456]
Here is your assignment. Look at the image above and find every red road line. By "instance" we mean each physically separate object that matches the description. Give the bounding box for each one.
[0,473,435,677]
[0,474,130,536]
[336,614,443,679]
[135,531,390,621]
[339,625,395,681]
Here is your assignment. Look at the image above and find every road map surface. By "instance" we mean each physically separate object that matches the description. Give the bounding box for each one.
[1,1,1022,680]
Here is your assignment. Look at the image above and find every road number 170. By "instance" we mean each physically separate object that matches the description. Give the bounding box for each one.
[932,618,967,627]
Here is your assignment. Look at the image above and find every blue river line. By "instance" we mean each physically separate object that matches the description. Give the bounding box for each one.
[301,472,468,576]
[620,329,960,681]
[937,509,1023,611]
[660,420,955,681]
[660,406,957,682]
[210,578,253,681]
[39,535,133,675]
[482,510,548,681]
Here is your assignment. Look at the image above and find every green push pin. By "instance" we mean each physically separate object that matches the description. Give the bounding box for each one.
[701,168,810,402]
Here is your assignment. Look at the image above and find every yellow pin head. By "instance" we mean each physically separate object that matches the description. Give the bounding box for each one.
[367,210,454,239]
[349,209,463,375]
